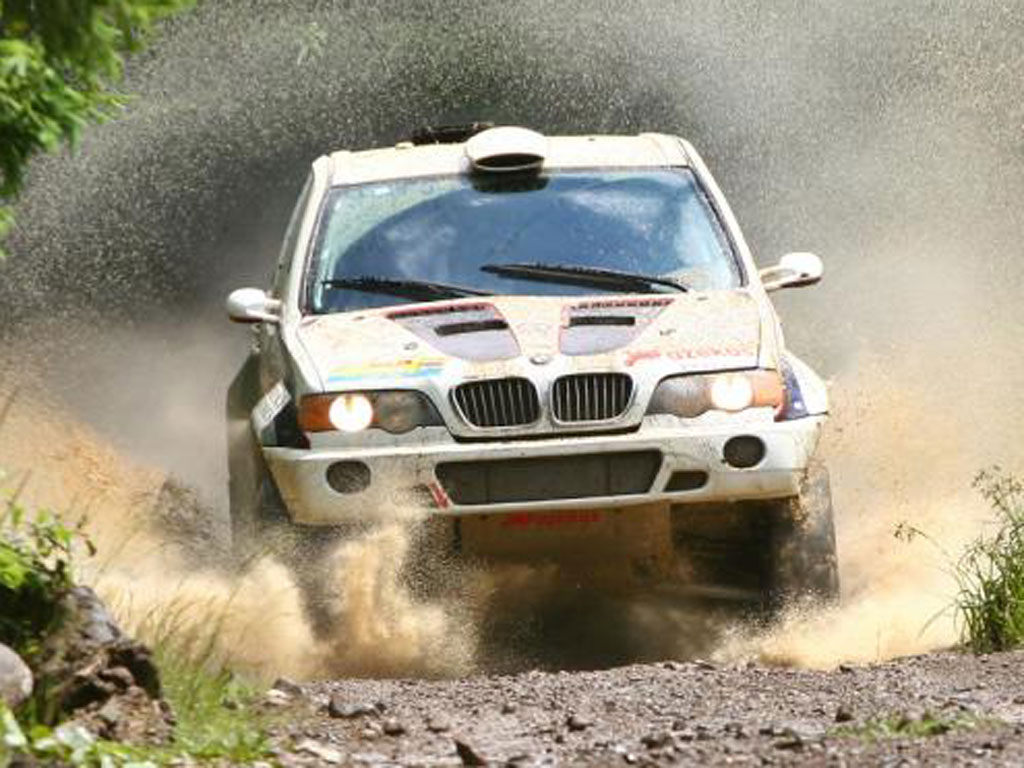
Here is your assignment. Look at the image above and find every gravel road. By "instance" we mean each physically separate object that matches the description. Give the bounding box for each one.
[264,650,1024,766]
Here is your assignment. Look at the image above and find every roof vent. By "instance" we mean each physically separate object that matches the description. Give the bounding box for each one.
[466,126,547,173]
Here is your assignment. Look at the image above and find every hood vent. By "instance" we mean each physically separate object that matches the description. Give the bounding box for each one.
[389,303,519,362]
[561,298,670,356]
[568,315,635,328]
[435,318,509,337]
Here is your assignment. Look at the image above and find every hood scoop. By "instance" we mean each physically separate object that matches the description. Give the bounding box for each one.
[561,298,670,356]
[435,318,509,337]
[568,315,636,328]
[389,303,519,362]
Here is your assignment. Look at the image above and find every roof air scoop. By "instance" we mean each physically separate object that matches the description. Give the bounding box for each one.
[465,126,547,173]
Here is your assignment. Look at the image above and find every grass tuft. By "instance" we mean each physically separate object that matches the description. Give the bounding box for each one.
[895,468,1024,654]
[833,711,990,743]
[954,469,1024,653]
[155,645,272,762]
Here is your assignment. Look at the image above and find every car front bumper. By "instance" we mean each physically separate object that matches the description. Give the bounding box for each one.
[263,415,826,525]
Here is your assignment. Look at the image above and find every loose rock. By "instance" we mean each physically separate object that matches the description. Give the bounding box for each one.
[642,732,673,750]
[567,714,592,731]
[834,704,855,723]
[295,738,343,764]
[99,666,135,691]
[427,715,451,733]
[0,643,33,709]
[264,689,292,707]
[455,737,488,766]
[273,677,304,697]
[327,695,375,719]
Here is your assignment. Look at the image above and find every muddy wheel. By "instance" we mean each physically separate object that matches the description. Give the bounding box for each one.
[764,463,840,609]
[227,356,273,566]
[227,410,349,636]
[231,452,348,636]
[226,406,291,567]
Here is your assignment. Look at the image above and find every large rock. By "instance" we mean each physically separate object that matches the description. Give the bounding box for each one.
[0,642,33,709]
[31,586,173,744]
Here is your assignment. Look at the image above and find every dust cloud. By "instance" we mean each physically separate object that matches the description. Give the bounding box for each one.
[0,380,473,679]
[717,358,1020,668]
[2,1,1024,675]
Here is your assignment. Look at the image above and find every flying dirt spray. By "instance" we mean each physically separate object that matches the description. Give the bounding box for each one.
[2,0,1023,676]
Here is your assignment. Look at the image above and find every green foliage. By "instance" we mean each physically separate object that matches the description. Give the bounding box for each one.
[155,649,271,762]
[895,468,1024,653]
[125,589,274,761]
[0,206,11,239]
[0,661,271,766]
[0,497,93,659]
[833,710,989,743]
[0,495,271,765]
[0,0,193,255]
[1,706,160,767]
[954,469,1024,653]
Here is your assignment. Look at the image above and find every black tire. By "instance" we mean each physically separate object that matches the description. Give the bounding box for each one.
[228,432,347,636]
[225,364,349,635]
[764,462,840,609]
[226,356,281,568]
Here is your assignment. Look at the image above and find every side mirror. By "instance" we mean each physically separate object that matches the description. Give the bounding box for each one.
[226,287,282,324]
[758,252,824,293]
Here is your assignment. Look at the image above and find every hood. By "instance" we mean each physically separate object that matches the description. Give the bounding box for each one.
[295,293,763,389]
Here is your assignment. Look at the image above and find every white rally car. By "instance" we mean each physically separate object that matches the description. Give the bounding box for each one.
[226,125,838,626]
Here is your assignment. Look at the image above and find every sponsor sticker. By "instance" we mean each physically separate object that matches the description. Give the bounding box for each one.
[327,358,445,383]
[252,382,290,433]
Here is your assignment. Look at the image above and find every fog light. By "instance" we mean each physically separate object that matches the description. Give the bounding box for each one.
[723,436,765,468]
[326,461,371,494]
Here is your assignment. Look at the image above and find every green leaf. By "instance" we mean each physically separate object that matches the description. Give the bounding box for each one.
[0,707,27,750]
[0,0,195,203]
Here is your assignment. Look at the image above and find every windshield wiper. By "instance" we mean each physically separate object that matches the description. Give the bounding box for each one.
[480,262,688,293]
[321,276,493,301]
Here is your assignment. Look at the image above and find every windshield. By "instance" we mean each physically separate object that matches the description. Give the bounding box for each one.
[306,168,741,313]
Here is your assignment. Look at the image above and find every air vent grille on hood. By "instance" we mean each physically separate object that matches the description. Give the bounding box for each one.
[389,303,519,362]
[561,298,671,356]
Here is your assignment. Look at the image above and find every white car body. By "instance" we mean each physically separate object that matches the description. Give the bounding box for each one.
[229,127,829,529]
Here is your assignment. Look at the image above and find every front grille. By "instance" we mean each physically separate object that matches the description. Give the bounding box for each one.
[452,377,540,428]
[552,373,633,423]
[436,450,662,505]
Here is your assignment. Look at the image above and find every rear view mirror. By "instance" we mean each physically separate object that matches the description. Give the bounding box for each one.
[759,252,824,293]
[226,287,281,323]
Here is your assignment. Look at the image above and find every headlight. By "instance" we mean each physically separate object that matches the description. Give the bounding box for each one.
[709,374,755,412]
[329,394,374,432]
[374,391,434,434]
[298,391,442,434]
[648,370,784,418]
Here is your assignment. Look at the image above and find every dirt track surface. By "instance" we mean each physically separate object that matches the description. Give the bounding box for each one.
[264,651,1024,766]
